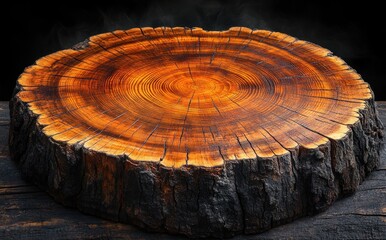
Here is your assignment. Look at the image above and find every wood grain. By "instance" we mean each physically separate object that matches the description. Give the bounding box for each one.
[8,27,384,237]
[14,27,376,167]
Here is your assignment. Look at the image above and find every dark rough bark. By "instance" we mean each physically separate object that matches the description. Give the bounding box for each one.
[8,87,384,237]
[2,101,385,239]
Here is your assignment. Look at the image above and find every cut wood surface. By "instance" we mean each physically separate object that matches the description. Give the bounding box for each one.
[2,101,385,239]
[9,27,384,237]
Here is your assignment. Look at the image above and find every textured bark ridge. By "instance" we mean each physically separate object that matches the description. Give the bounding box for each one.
[9,27,384,238]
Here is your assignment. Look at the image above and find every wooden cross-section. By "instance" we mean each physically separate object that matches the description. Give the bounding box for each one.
[9,27,384,238]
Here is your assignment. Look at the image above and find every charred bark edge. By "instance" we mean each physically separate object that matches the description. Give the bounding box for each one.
[8,87,384,238]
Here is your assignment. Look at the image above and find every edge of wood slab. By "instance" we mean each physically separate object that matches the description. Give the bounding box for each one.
[2,102,386,240]
[9,28,384,238]
[9,89,385,238]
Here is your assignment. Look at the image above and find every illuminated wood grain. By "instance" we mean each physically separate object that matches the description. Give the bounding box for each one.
[9,27,384,238]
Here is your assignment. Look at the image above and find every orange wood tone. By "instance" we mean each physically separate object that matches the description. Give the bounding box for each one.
[17,27,372,168]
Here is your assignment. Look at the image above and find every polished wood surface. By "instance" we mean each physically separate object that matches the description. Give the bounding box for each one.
[17,27,372,168]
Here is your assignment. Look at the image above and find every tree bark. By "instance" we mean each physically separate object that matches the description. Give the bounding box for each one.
[9,27,384,238]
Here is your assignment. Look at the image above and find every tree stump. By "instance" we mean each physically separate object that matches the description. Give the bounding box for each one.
[9,27,384,238]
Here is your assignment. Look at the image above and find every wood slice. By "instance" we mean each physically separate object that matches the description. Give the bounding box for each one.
[9,27,384,238]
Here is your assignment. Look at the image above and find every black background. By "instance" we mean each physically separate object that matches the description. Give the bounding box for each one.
[3,1,385,100]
